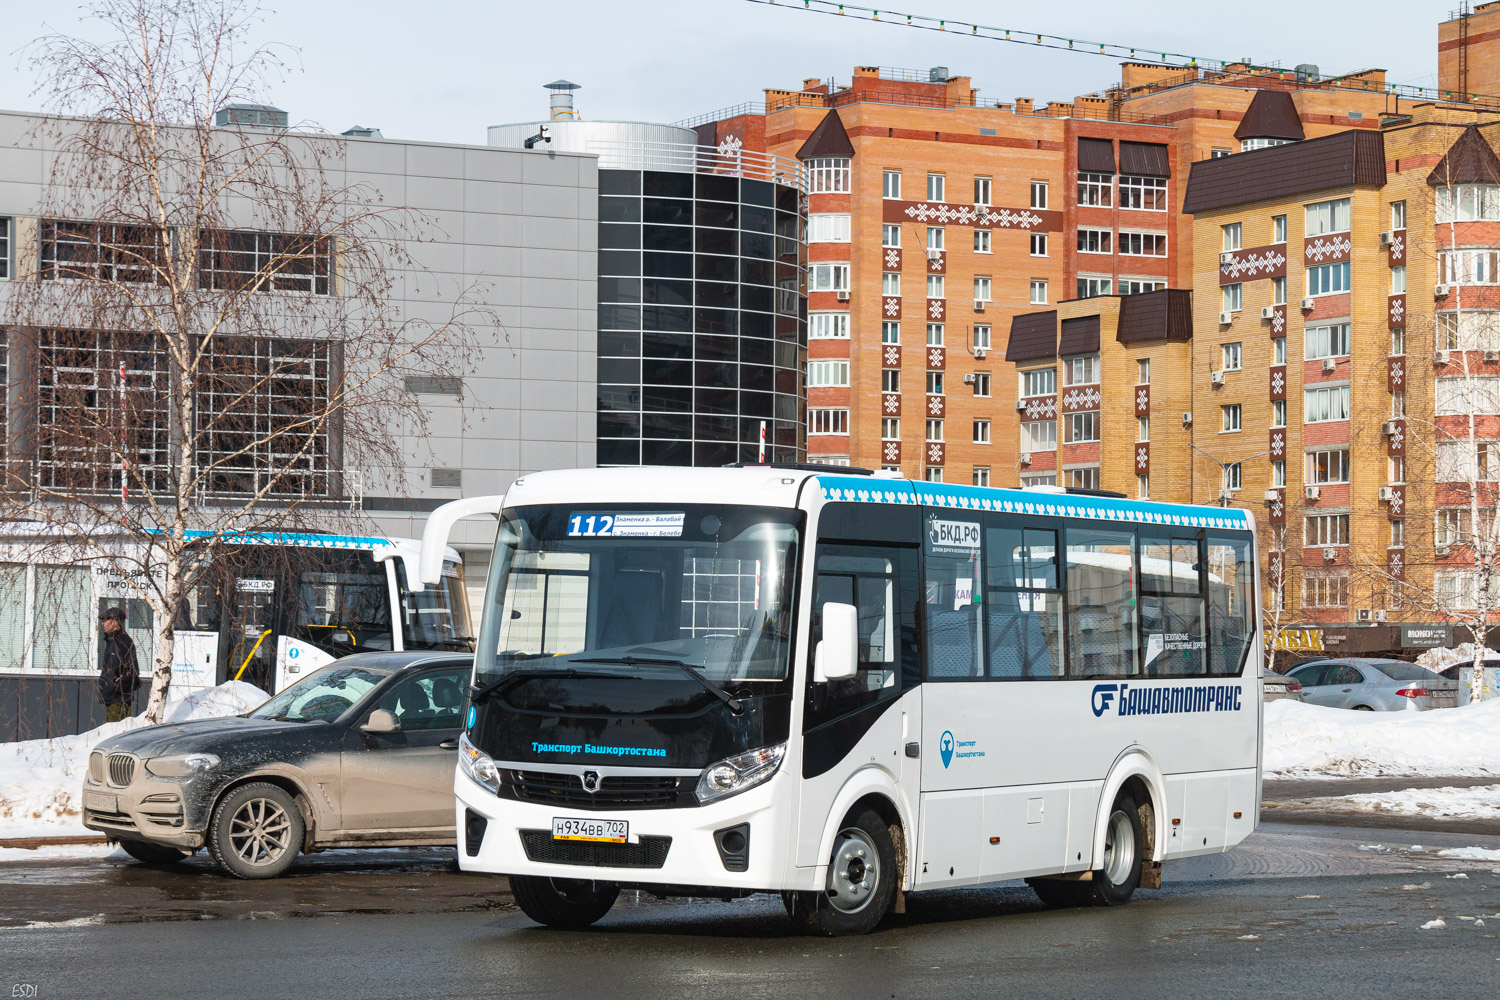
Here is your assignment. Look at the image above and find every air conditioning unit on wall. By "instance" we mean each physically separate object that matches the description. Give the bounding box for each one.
[1305,485,1320,501]
[1261,305,1277,319]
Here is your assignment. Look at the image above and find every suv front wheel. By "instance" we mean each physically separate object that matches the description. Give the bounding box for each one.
[207,782,304,879]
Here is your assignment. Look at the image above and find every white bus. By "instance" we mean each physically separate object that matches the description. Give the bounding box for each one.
[0,528,471,739]
[421,466,1260,935]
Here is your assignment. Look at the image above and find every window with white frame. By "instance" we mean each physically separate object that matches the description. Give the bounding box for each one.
[1021,473,1057,488]
[1390,200,1406,229]
[926,323,944,347]
[926,371,944,395]
[1137,358,1151,384]
[926,227,945,251]
[973,325,991,351]
[1221,283,1242,313]
[1389,455,1406,483]
[1020,368,1056,397]
[1137,474,1150,499]
[1391,518,1405,548]
[1119,231,1167,256]
[1272,399,1287,428]
[1305,513,1350,547]
[1223,462,1242,490]
[1030,180,1048,209]
[1441,249,1500,285]
[925,467,944,483]
[1078,227,1112,254]
[1273,214,1287,244]
[1391,391,1406,418]
[808,158,851,194]
[1066,354,1100,384]
[1305,198,1351,235]
[1271,460,1285,486]
[1030,279,1048,304]
[1305,323,1351,359]
[1303,569,1349,608]
[1304,385,1351,422]
[881,416,900,439]
[1437,440,1500,481]
[925,418,944,442]
[1306,448,1351,484]
[1221,404,1241,432]
[1221,222,1242,252]
[1120,279,1166,295]
[1028,232,1045,256]
[1307,261,1350,296]
[1435,570,1479,609]
[975,229,992,253]
[1067,411,1099,442]
[1119,175,1167,210]
[1211,147,1232,159]
[808,360,850,387]
[809,313,850,340]
[1066,467,1101,490]
[1241,137,1291,152]
[1078,172,1112,207]
[973,466,990,487]
[809,408,850,435]
[973,276,992,303]
[974,176,992,205]
[1438,311,1500,350]
[1273,275,1287,305]
[927,173,945,202]
[973,419,991,444]
[1137,416,1150,442]
[810,263,850,292]
[882,273,900,296]
[882,369,900,392]
[1436,184,1500,223]
[882,224,901,248]
[1391,264,1406,294]
[808,214,851,243]
[1078,275,1112,298]
[1436,376,1500,415]
[1021,420,1057,452]
[926,275,945,299]
[1221,342,1242,370]
[0,216,9,278]
[883,169,902,200]
[1392,327,1406,354]
[1273,336,1287,364]
[973,372,991,396]
[882,321,900,345]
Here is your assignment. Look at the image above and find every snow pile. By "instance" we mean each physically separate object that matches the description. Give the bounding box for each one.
[0,681,266,840]
[1438,846,1500,863]
[1416,644,1498,672]
[1321,785,1500,822]
[1264,697,1500,778]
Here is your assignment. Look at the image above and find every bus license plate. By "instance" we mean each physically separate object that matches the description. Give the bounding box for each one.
[552,817,628,843]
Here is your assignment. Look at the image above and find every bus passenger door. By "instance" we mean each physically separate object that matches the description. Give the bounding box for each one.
[796,539,920,870]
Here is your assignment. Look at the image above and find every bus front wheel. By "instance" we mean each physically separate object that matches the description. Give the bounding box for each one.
[785,808,898,936]
[510,876,619,929]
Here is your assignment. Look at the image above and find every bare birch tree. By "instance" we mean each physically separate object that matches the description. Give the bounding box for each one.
[0,0,480,721]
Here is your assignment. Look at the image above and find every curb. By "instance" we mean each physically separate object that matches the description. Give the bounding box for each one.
[0,835,109,850]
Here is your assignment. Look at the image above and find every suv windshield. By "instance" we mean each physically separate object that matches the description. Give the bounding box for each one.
[248,666,385,722]
[474,504,801,687]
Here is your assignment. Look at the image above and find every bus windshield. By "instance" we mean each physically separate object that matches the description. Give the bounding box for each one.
[395,558,474,652]
[474,504,800,687]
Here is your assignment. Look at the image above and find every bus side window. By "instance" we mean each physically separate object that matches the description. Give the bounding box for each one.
[808,544,914,728]
[922,515,984,680]
[1065,527,1139,679]
[984,522,1063,679]
[1207,533,1255,676]
[1139,533,1207,677]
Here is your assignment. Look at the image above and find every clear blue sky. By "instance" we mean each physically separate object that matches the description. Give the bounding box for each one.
[0,0,1453,145]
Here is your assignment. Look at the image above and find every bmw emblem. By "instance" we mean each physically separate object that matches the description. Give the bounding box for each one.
[582,770,600,792]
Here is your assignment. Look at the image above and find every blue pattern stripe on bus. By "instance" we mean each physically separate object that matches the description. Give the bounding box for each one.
[813,476,1252,531]
[179,529,393,549]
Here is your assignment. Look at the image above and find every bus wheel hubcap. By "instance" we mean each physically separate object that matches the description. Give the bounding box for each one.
[1102,809,1134,885]
[826,829,878,913]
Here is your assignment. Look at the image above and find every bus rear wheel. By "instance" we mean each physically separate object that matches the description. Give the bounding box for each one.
[1028,793,1144,908]
[785,808,898,936]
[510,876,619,929]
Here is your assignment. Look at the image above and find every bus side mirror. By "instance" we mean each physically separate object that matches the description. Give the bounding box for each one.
[814,603,859,683]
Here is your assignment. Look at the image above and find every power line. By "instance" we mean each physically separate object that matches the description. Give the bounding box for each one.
[740,0,1500,108]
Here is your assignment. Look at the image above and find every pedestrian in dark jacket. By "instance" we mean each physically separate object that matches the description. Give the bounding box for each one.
[98,607,141,723]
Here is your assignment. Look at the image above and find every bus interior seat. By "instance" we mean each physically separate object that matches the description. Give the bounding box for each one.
[927,607,980,678]
[987,605,1052,678]
[601,571,662,648]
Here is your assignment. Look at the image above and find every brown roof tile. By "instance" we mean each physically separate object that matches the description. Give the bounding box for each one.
[1117,289,1193,343]
[797,110,854,160]
[1182,130,1385,214]
[1426,125,1500,186]
[1078,138,1115,174]
[1119,141,1170,177]
[1058,315,1101,356]
[1005,310,1058,362]
[1233,90,1305,141]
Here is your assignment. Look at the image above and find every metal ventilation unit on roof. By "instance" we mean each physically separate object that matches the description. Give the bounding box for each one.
[1294,64,1319,83]
[929,66,949,83]
[214,104,288,129]
[546,80,582,121]
[342,125,383,138]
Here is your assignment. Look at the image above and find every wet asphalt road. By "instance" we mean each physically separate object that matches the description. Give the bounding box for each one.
[4,820,1500,1000]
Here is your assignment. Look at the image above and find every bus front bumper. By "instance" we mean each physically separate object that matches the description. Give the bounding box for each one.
[454,770,809,892]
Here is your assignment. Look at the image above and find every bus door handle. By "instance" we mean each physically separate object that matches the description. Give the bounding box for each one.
[904,742,920,758]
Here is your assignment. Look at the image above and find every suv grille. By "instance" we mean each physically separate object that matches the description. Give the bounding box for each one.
[89,751,105,783]
[519,830,672,869]
[506,770,689,810]
[107,754,137,787]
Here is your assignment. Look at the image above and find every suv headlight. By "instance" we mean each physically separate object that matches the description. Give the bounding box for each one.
[458,732,500,793]
[695,743,785,805]
[143,753,220,778]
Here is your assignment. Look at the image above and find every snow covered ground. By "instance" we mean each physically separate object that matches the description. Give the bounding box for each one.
[1301,784,1500,822]
[1264,697,1500,779]
[0,682,266,841]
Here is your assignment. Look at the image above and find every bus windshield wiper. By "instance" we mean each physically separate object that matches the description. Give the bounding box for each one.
[470,666,585,705]
[578,655,744,713]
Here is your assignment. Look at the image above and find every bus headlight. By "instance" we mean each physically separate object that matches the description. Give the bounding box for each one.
[458,733,500,793]
[144,753,220,778]
[695,743,785,805]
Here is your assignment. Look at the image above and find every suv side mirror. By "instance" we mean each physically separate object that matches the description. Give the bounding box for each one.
[814,602,859,683]
[361,709,401,734]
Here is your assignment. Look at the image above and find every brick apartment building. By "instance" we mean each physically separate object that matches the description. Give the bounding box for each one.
[681,9,1500,655]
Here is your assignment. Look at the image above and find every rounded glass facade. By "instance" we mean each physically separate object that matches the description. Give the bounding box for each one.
[595,169,807,467]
